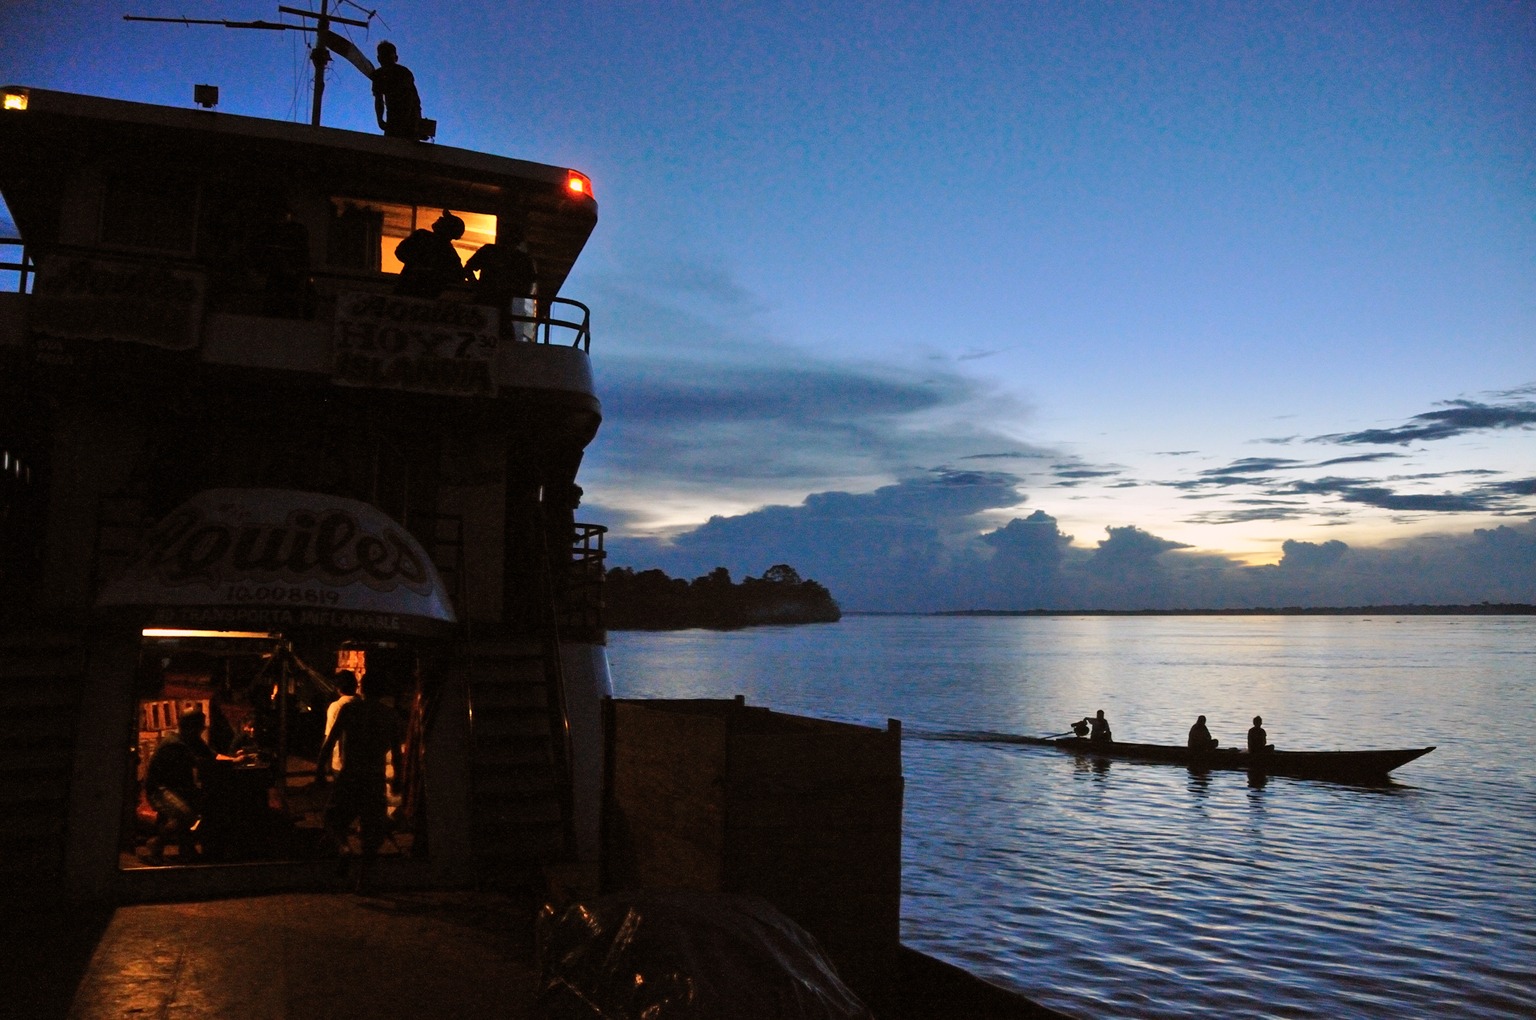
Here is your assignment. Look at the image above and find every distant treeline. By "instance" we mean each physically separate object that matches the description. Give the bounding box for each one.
[605,564,842,630]
[930,604,1536,617]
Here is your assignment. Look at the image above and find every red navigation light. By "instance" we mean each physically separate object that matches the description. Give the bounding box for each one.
[565,171,594,201]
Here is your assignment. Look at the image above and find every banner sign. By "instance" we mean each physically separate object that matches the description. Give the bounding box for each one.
[29,254,204,351]
[96,488,457,633]
[332,291,498,397]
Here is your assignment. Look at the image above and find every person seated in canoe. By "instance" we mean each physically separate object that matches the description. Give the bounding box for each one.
[1187,714,1218,751]
[1087,709,1112,745]
[1247,715,1274,755]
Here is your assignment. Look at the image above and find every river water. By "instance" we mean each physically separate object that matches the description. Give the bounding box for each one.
[606,613,1536,1020]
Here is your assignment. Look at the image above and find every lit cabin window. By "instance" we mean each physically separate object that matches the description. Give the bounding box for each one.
[326,197,495,277]
[2,89,27,112]
[101,177,197,254]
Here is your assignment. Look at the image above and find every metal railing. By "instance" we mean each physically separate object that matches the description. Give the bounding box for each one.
[1,242,592,351]
[556,522,607,641]
[507,296,591,352]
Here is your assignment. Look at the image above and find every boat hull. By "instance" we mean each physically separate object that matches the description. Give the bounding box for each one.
[1045,737,1433,780]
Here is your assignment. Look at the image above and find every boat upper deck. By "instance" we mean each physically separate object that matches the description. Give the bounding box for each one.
[0,85,599,401]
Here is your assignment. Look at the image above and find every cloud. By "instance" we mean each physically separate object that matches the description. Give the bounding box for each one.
[961,451,1054,462]
[1202,457,1302,475]
[580,249,1534,608]
[1050,462,1124,486]
[1150,431,1535,523]
[1289,476,1522,514]
[586,355,1051,529]
[1317,398,1536,446]
[1090,525,1192,565]
[1493,477,1536,497]
[1277,539,1349,569]
[579,250,1058,532]
[605,485,1536,611]
[1312,453,1405,468]
[611,470,1030,609]
[1184,503,1319,525]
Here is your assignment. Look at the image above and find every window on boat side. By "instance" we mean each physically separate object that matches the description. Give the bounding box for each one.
[100,175,198,255]
[325,198,494,280]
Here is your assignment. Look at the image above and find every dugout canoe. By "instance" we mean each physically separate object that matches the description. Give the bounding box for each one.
[1043,736,1434,781]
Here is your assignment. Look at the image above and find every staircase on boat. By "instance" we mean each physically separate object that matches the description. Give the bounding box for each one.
[463,637,571,880]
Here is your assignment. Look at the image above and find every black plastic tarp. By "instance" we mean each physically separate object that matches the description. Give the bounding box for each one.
[538,889,875,1020]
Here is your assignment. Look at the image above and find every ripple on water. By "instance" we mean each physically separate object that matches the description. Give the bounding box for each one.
[612,616,1536,1020]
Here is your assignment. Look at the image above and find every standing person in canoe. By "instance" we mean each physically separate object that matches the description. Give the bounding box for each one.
[1248,715,1274,755]
[1188,715,1219,750]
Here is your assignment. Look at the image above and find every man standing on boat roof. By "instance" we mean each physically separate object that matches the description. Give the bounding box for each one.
[373,40,421,139]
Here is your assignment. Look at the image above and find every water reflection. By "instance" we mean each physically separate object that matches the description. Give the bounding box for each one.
[610,616,1536,1020]
[1185,767,1212,797]
[1071,755,1111,780]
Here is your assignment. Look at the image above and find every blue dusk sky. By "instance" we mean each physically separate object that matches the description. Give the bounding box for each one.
[3,1,1533,610]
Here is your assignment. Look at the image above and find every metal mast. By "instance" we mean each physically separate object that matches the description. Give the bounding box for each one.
[124,1,375,126]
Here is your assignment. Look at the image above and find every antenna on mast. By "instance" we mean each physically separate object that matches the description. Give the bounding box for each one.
[124,1,376,126]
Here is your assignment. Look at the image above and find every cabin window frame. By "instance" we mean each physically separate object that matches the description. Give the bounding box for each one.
[324,196,496,281]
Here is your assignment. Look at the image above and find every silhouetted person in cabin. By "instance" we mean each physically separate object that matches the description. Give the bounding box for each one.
[1088,709,1112,745]
[1248,715,1274,755]
[466,234,538,334]
[1188,714,1218,751]
[394,211,467,298]
[372,40,421,139]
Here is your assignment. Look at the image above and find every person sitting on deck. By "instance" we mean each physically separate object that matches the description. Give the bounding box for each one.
[1087,709,1112,745]
[1188,715,1219,751]
[1248,715,1274,755]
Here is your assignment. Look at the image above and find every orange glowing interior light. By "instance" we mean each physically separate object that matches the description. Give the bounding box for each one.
[566,171,593,199]
[2,89,29,112]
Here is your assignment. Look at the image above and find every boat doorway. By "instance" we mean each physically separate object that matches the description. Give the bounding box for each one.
[119,629,428,873]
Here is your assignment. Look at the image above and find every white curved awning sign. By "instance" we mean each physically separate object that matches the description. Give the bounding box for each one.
[96,488,457,635]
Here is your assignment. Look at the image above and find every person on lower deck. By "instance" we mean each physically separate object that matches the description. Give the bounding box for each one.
[316,683,403,886]
[1248,715,1274,754]
[1087,709,1112,744]
[143,707,216,863]
[1188,714,1219,750]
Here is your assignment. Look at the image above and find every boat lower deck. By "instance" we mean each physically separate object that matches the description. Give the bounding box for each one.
[12,890,1072,1019]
